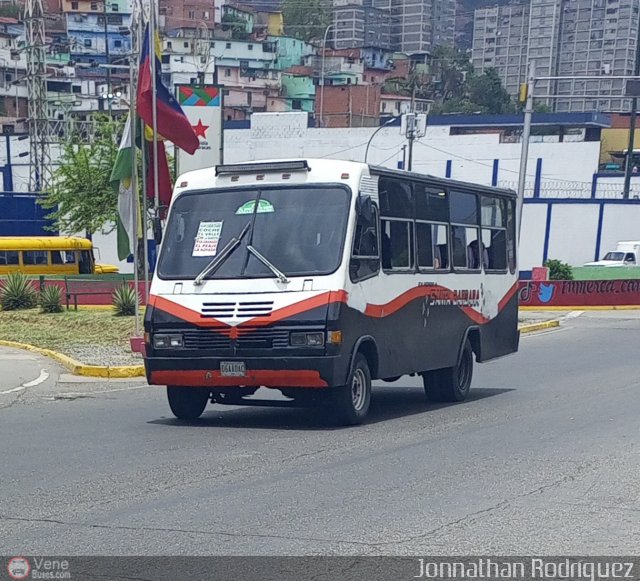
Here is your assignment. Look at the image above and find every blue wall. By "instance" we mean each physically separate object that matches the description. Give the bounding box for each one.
[0,193,54,236]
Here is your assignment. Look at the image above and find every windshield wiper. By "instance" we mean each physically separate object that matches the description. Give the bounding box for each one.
[246,245,290,284]
[193,223,251,285]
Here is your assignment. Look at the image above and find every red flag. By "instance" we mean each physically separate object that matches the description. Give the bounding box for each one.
[147,141,173,215]
[136,25,199,154]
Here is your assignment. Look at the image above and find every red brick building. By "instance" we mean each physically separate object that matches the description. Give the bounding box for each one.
[318,84,381,128]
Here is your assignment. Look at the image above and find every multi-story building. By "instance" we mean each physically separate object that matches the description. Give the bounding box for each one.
[471,3,531,100]
[211,39,281,119]
[159,0,216,36]
[63,0,132,65]
[472,0,640,113]
[374,0,455,53]
[331,2,392,50]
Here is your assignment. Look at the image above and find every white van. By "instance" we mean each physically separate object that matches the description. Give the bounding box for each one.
[143,159,520,424]
[584,241,640,267]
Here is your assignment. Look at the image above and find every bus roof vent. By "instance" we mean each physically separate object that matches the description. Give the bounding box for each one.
[215,161,311,176]
[359,174,379,200]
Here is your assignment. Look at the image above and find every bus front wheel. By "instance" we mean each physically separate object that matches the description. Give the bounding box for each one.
[332,354,372,426]
[423,340,474,403]
[167,386,210,420]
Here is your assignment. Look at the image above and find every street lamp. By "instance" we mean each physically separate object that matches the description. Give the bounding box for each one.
[318,24,334,128]
[364,117,397,164]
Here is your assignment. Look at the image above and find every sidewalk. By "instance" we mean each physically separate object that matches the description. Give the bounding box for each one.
[518,310,570,326]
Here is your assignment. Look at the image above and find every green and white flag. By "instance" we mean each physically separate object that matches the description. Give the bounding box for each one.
[111,115,135,261]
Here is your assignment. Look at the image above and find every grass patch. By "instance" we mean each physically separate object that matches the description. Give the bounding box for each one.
[0,308,143,356]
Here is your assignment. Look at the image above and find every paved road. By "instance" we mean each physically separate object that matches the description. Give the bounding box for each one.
[1,312,639,555]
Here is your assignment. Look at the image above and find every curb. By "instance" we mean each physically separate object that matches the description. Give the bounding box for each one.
[0,339,145,378]
[518,320,560,334]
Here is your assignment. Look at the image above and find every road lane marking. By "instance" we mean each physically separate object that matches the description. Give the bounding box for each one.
[0,385,27,395]
[0,369,49,395]
[566,311,585,319]
[22,369,49,388]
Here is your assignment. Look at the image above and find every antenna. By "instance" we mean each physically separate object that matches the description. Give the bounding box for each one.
[23,0,51,192]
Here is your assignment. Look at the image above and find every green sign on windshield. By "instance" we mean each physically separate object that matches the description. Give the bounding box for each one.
[235,199,275,215]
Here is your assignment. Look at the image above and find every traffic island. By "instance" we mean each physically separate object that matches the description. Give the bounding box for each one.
[0,308,145,377]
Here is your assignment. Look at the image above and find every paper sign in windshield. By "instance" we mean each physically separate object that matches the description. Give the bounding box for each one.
[193,221,223,256]
[236,199,274,215]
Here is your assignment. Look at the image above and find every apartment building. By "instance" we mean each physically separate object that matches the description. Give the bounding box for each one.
[472,0,640,112]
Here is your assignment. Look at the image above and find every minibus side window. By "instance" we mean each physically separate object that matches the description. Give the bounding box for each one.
[415,185,450,271]
[0,251,19,265]
[23,250,48,265]
[79,250,92,274]
[481,196,508,272]
[379,177,414,272]
[449,191,481,271]
[51,251,64,265]
[350,202,380,282]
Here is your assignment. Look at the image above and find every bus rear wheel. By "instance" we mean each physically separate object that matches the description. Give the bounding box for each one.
[167,387,210,420]
[332,354,371,426]
[423,340,473,403]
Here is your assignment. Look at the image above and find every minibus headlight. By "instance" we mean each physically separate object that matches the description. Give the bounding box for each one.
[290,332,325,347]
[153,334,184,349]
[306,332,325,346]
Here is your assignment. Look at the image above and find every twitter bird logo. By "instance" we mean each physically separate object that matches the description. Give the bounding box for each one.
[538,283,555,304]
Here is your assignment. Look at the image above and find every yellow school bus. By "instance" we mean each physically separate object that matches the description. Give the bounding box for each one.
[0,237,119,275]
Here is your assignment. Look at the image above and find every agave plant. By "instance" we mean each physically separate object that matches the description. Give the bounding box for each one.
[112,283,139,317]
[40,285,63,314]
[0,272,37,311]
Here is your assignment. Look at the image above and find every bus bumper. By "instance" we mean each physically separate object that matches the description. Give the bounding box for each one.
[144,356,346,389]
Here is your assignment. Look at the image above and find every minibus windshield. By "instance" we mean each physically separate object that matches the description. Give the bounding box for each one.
[158,186,351,280]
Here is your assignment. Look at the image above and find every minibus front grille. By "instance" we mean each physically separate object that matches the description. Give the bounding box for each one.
[182,330,231,350]
[180,327,289,350]
[200,301,274,320]
[236,327,289,349]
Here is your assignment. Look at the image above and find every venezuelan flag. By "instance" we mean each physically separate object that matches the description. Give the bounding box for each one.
[136,25,199,155]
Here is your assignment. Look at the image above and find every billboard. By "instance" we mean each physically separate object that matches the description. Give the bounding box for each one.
[175,85,223,176]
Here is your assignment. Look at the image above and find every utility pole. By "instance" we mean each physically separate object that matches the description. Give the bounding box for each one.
[517,61,535,240]
[103,0,112,115]
[623,17,640,199]
[318,24,333,128]
[23,0,50,192]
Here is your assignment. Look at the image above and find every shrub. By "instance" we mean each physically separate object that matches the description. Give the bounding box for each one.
[0,272,38,311]
[544,259,574,280]
[40,285,63,314]
[112,283,139,316]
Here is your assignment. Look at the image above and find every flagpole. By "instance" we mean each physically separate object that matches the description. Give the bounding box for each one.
[138,7,150,302]
[129,51,140,336]
[149,0,161,238]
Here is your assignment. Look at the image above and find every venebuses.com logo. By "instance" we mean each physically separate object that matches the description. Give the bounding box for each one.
[5,557,71,580]
[6,557,30,580]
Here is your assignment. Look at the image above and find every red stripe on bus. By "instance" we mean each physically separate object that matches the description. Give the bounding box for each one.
[364,283,517,324]
[498,281,519,312]
[149,291,348,330]
[150,369,328,388]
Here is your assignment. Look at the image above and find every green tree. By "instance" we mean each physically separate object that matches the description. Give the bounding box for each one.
[40,115,123,236]
[221,13,251,41]
[467,68,515,114]
[428,46,475,103]
[282,0,330,42]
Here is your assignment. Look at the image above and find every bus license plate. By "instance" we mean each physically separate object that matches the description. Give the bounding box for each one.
[220,362,246,377]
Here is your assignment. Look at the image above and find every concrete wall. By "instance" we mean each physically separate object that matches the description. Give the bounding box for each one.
[520,200,640,270]
[224,115,603,197]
